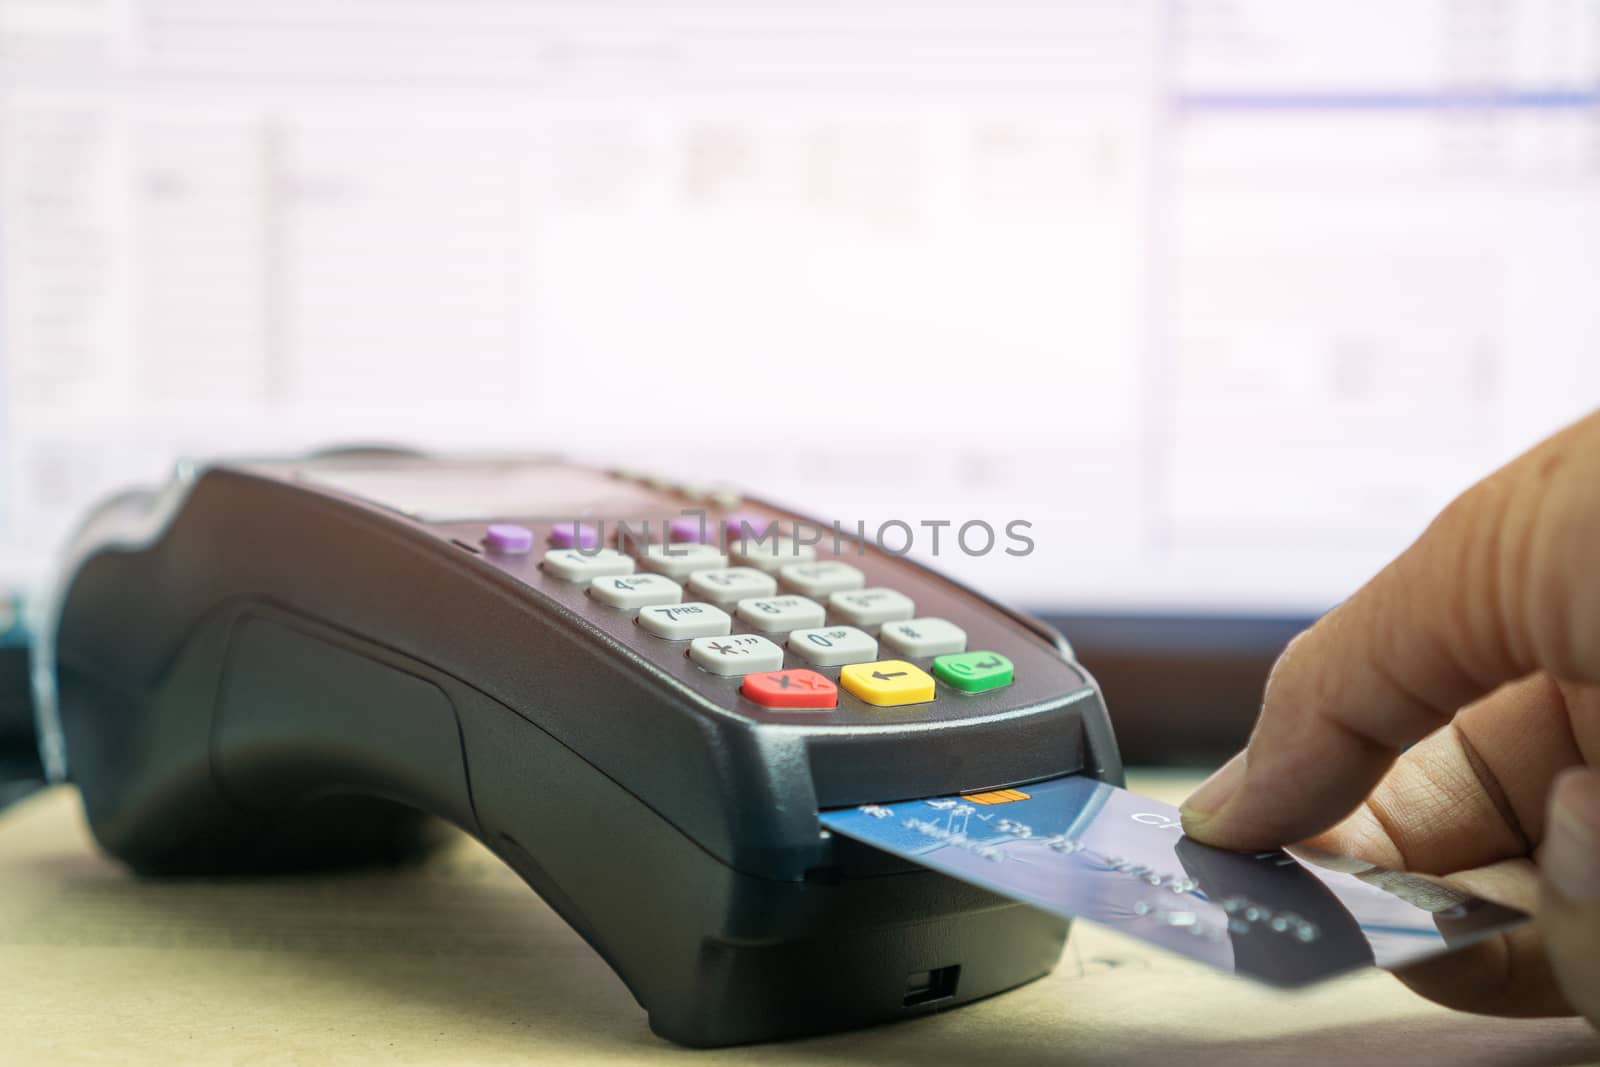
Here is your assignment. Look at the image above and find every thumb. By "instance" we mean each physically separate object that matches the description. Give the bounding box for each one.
[1540,766,1600,1026]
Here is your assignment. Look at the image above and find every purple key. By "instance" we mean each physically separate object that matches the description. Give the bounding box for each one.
[722,512,773,540]
[668,515,713,543]
[483,523,534,554]
[548,522,600,549]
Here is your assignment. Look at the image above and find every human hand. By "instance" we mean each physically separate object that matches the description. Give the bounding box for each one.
[1181,410,1600,1023]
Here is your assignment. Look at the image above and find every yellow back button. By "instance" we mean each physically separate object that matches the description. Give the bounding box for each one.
[840,660,935,707]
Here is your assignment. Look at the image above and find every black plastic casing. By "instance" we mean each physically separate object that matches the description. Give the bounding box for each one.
[47,457,1121,1046]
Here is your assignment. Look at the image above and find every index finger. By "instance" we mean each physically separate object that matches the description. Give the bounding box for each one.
[1180,410,1600,851]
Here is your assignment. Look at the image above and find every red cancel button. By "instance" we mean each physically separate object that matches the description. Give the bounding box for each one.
[741,669,838,710]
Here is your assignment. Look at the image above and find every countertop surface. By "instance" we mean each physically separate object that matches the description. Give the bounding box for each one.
[2,771,1596,1066]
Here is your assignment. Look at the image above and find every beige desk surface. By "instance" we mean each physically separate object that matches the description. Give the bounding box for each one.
[1,771,1596,1067]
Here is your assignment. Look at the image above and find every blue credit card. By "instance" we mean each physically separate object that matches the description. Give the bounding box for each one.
[820,776,1527,987]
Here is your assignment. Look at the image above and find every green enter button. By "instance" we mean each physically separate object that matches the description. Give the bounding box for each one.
[931,651,1014,693]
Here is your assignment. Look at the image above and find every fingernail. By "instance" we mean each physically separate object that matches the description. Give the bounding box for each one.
[1545,767,1600,902]
[1181,750,1246,826]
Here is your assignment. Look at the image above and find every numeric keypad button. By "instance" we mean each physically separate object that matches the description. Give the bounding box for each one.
[542,548,635,582]
[828,587,915,626]
[689,634,785,676]
[638,542,729,578]
[778,560,865,597]
[587,573,683,609]
[787,626,878,667]
[735,596,827,633]
[729,536,817,573]
[687,567,777,606]
[879,617,967,657]
[637,602,731,640]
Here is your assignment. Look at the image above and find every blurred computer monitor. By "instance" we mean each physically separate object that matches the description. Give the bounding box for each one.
[2,2,1597,759]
